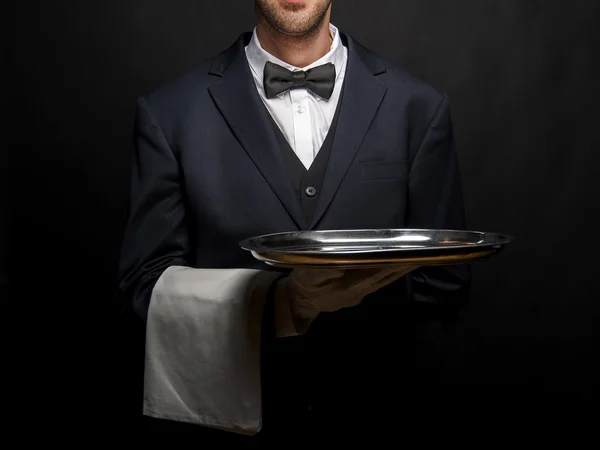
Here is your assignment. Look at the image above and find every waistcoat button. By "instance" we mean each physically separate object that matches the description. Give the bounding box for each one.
[305,186,317,197]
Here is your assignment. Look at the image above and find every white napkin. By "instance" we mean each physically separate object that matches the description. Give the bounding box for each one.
[142,266,281,435]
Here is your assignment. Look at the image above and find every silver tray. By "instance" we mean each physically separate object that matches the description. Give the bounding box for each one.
[239,229,514,269]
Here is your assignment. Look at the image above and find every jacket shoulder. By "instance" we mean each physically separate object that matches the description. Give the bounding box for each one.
[140,58,218,115]
[137,33,249,123]
[349,38,452,153]
[347,34,447,117]
[380,56,446,108]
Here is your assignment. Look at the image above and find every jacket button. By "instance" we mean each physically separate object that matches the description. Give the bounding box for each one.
[305,186,317,197]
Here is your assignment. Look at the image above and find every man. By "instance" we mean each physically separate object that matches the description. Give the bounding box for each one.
[117,0,470,442]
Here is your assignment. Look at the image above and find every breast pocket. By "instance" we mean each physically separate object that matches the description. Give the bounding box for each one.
[359,161,407,180]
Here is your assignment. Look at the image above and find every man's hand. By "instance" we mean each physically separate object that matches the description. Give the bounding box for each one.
[274,266,419,335]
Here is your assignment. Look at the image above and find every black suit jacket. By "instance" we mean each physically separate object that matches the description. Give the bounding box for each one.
[117,31,471,440]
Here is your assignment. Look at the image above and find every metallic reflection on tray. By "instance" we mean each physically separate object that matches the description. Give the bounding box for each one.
[239,229,514,269]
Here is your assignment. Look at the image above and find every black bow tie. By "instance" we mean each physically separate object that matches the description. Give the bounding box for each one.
[263,61,336,100]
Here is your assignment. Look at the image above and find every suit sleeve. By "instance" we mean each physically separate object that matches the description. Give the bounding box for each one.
[405,94,472,323]
[116,97,192,322]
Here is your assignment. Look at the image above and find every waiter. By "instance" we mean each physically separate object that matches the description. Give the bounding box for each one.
[117,0,471,442]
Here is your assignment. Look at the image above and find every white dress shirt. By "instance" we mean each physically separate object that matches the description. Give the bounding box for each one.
[245,24,348,169]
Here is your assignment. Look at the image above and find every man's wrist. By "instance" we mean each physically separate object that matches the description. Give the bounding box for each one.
[273,277,318,337]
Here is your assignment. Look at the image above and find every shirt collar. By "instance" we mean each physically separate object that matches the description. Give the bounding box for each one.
[245,23,346,100]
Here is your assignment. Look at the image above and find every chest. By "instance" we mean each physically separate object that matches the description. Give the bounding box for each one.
[175,84,413,260]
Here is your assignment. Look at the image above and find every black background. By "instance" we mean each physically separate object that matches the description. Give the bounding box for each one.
[8,0,600,432]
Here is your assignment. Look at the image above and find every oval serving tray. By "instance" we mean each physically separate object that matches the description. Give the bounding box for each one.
[239,228,514,269]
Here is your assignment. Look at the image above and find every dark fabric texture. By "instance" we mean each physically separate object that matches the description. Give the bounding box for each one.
[116,31,471,440]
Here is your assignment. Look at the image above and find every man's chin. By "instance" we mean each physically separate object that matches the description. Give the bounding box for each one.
[270,17,316,36]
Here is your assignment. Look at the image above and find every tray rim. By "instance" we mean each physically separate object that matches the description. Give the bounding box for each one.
[239,228,515,256]
[250,248,502,269]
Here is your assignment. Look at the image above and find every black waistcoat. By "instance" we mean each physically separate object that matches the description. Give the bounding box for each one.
[266,90,344,227]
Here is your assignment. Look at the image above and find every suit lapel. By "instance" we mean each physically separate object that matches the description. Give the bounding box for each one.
[208,35,307,229]
[309,35,388,229]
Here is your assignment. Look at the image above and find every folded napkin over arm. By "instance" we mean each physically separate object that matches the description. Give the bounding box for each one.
[142,266,286,435]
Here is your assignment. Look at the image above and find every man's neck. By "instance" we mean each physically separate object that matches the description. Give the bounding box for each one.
[255,18,333,68]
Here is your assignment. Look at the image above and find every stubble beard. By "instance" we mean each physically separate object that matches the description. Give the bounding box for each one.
[256,0,332,39]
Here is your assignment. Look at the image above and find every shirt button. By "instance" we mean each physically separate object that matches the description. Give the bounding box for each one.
[305,186,317,197]
[296,105,305,114]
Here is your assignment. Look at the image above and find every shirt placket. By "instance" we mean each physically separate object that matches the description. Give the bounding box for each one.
[290,87,313,170]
